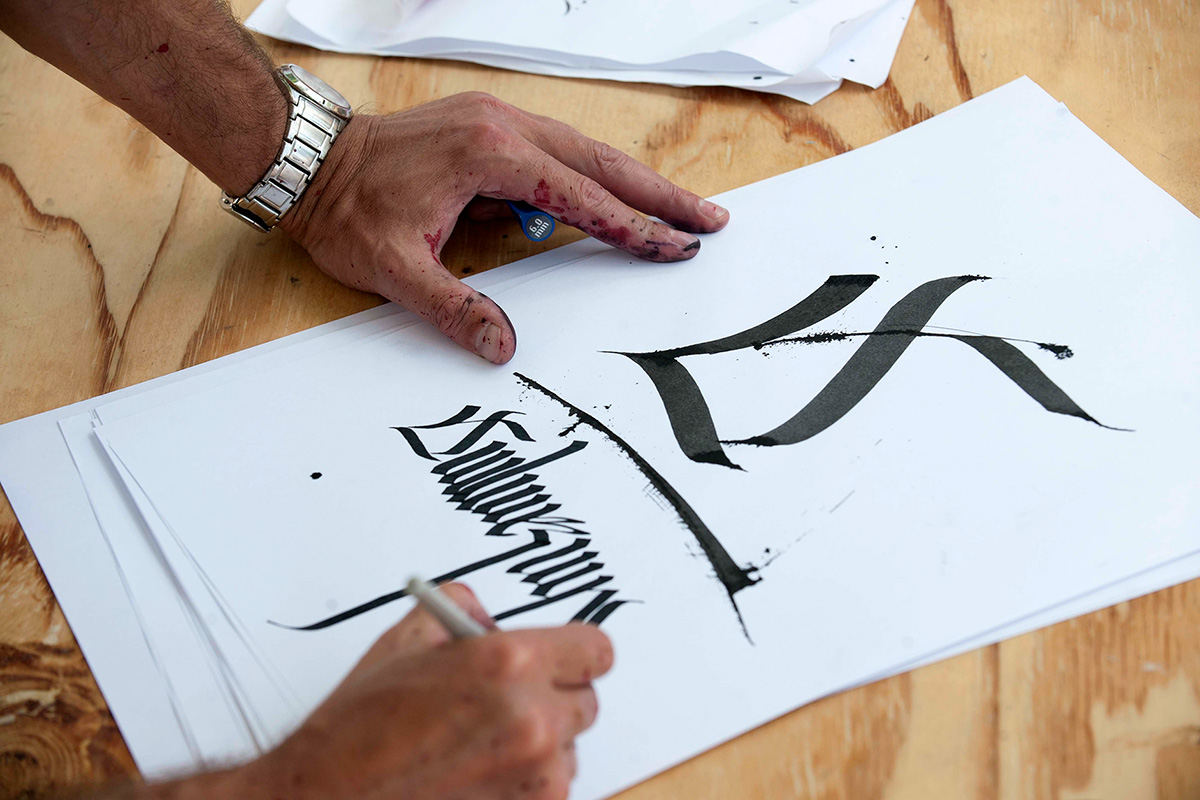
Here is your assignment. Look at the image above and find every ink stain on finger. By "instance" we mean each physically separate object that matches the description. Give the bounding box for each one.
[156,42,170,53]
[424,229,443,260]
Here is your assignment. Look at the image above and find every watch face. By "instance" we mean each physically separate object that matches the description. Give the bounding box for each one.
[284,64,352,117]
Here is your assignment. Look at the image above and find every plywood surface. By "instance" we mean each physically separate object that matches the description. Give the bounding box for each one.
[1,1,1198,797]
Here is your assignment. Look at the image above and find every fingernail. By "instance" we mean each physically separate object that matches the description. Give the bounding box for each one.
[481,293,517,352]
[698,199,729,224]
[669,229,701,252]
[474,322,503,363]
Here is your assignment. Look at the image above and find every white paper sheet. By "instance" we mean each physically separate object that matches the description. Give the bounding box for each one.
[244,0,916,103]
[91,79,1200,799]
[282,0,887,73]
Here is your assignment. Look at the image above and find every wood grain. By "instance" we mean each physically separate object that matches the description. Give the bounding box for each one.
[1,1,1198,798]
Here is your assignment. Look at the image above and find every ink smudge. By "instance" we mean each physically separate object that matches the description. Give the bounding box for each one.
[424,229,442,260]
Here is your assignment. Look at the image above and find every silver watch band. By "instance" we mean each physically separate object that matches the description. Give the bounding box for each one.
[221,75,350,233]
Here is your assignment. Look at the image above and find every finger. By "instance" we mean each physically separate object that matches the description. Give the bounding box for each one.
[563,740,578,781]
[352,585,496,675]
[376,244,517,364]
[517,623,615,687]
[519,115,729,234]
[439,582,499,632]
[499,764,572,800]
[463,196,515,222]
[492,142,703,263]
[559,684,599,738]
[353,600,453,675]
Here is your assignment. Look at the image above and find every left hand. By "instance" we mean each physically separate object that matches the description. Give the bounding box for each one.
[280,92,730,365]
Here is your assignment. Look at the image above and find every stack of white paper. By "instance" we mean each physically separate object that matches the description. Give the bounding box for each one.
[2,79,1198,799]
[245,0,918,104]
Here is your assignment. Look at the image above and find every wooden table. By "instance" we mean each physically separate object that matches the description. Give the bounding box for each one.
[2,1,1198,797]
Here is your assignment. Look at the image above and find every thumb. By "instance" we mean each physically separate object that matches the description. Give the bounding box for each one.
[380,246,517,364]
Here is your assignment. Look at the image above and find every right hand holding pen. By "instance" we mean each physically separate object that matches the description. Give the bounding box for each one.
[249,584,614,800]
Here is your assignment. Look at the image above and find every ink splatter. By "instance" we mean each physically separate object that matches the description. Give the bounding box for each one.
[1037,342,1074,359]
[310,472,322,480]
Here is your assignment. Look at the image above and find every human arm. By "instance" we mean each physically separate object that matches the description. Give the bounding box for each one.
[0,0,730,364]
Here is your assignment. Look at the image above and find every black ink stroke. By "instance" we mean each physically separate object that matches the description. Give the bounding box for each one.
[613,275,1123,465]
[514,373,759,637]
[270,407,634,632]
[752,329,1127,442]
[608,275,877,468]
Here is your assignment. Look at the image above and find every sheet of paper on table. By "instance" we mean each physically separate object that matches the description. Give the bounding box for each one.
[66,76,1200,800]
[244,0,918,104]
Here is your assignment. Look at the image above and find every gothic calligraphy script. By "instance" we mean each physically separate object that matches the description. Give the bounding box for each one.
[275,407,635,632]
[612,274,1121,471]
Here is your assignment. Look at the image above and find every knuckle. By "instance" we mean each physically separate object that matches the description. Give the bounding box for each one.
[465,118,510,150]
[504,707,556,762]
[456,90,492,104]
[663,179,689,206]
[575,177,611,209]
[460,90,509,113]
[589,140,628,177]
[480,636,536,682]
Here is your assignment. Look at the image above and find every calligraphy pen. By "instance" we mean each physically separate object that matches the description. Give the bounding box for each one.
[407,575,489,638]
[505,200,556,242]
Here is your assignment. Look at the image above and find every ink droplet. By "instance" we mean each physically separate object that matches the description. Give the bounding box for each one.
[870,235,877,241]
[310,472,322,480]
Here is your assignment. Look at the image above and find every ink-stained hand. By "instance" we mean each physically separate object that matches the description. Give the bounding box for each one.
[280,92,730,364]
[243,583,614,800]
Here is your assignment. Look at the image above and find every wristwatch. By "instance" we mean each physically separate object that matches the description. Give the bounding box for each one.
[220,64,353,233]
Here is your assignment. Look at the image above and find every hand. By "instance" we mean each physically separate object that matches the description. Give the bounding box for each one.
[280,92,730,364]
[240,584,614,800]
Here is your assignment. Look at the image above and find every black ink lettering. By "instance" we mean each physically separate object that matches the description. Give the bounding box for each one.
[515,373,757,636]
[276,409,634,632]
[614,275,1122,465]
[269,532,553,631]
[508,537,589,573]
